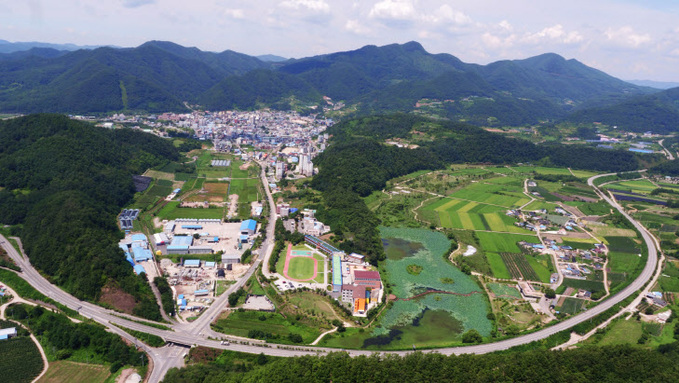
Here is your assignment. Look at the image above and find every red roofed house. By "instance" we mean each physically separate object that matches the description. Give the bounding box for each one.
[353,270,381,289]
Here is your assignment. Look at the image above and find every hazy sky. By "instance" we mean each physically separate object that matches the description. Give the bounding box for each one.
[2,0,679,81]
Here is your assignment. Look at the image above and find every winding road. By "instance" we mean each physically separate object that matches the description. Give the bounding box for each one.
[0,171,661,382]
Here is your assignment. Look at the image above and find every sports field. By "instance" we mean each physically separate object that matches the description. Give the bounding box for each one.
[282,244,325,283]
[287,257,316,280]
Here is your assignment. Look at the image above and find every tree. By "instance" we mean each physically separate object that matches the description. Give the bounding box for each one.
[544,288,556,299]
[288,333,303,343]
[462,329,482,344]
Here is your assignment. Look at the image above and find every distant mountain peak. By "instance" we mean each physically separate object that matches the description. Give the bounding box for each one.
[256,54,288,62]
[401,41,426,52]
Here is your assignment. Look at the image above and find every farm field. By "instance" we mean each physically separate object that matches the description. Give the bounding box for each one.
[557,298,587,315]
[557,278,605,294]
[486,252,511,279]
[499,252,540,281]
[448,181,530,208]
[605,179,657,194]
[229,178,262,218]
[0,336,44,383]
[156,201,224,220]
[38,361,110,383]
[425,197,531,233]
[608,251,643,274]
[475,232,539,253]
[184,181,229,202]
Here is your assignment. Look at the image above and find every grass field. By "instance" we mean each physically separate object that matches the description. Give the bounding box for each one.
[212,310,321,344]
[659,261,679,292]
[593,319,643,346]
[286,292,342,322]
[287,256,316,280]
[488,283,521,299]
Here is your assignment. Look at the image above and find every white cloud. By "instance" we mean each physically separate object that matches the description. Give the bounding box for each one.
[481,32,509,49]
[121,0,155,8]
[369,0,416,21]
[498,20,513,32]
[605,26,651,48]
[223,9,245,19]
[425,5,471,26]
[345,19,371,35]
[524,24,583,44]
[280,0,330,14]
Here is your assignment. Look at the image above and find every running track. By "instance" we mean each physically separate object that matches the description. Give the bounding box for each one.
[283,243,318,282]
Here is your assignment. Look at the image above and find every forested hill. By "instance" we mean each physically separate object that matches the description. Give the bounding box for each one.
[163,344,679,382]
[0,114,179,320]
[567,86,679,134]
[314,114,643,197]
[0,40,663,128]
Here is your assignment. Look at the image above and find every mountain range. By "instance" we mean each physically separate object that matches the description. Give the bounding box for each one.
[1,40,678,132]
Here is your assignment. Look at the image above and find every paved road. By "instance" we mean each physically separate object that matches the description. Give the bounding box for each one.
[0,170,661,381]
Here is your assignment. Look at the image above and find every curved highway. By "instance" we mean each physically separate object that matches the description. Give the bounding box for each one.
[0,171,661,381]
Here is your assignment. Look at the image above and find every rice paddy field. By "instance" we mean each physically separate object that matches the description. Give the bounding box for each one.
[448,181,530,208]
[422,198,530,233]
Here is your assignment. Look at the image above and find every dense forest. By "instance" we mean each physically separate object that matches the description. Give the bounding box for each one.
[0,114,179,319]
[163,343,679,382]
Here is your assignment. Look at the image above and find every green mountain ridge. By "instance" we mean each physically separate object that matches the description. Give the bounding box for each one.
[0,40,667,128]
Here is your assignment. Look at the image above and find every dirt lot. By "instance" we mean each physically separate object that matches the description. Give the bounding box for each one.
[185,183,229,203]
[99,285,136,314]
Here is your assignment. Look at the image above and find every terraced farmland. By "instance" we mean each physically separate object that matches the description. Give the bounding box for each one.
[424,197,531,233]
